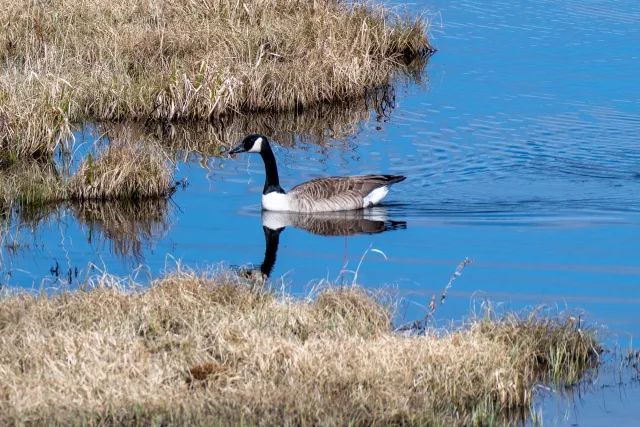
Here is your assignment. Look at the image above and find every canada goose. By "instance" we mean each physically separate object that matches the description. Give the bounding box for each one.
[236,208,406,280]
[228,134,406,212]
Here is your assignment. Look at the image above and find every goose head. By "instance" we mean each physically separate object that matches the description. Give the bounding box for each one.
[229,133,284,196]
[229,134,268,155]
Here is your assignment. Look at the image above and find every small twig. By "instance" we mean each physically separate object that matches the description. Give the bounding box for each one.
[396,257,474,334]
[441,257,473,304]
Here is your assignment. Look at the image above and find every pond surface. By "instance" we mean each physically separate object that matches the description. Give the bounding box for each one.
[1,0,639,423]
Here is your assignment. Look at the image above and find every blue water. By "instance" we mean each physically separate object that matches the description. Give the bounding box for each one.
[1,0,639,423]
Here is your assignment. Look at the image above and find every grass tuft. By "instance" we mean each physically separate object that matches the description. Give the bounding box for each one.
[0,138,174,214]
[314,286,393,337]
[0,267,600,426]
[474,308,600,387]
[69,140,174,201]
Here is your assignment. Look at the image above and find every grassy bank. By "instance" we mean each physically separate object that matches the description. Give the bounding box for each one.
[0,0,432,160]
[0,267,600,426]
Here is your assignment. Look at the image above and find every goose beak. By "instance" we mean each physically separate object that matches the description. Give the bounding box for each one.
[228,143,246,155]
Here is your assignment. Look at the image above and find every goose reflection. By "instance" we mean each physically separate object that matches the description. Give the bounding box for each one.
[237,208,406,280]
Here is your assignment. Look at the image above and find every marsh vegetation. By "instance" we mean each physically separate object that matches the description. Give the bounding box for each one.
[0,267,600,426]
[0,139,176,209]
[0,0,430,206]
[0,0,432,162]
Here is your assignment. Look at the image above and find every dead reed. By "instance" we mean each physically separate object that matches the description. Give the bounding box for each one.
[0,266,600,426]
[0,0,432,160]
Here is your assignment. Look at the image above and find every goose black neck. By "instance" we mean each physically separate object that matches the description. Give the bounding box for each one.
[260,226,282,278]
[260,143,285,195]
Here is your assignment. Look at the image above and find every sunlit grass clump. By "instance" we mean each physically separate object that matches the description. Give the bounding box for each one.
[69,141,174,201]
[0,0,432,159]
[0,267,600,426]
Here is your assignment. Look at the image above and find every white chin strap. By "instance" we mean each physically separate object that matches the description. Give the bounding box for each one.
[248,137,263,153]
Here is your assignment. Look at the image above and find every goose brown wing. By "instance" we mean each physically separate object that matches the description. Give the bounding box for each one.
[287,175,405,212]
[289,175,405,200]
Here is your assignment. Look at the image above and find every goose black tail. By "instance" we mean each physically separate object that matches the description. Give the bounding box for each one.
[382,175,406,184]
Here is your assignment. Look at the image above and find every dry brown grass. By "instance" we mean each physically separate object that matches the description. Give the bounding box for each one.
[0,0,432,159]
[0,75,73,161]
[0,267,600,426]
[0,138,174,213]
[68,140,174,201]
[0,160,63,208]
